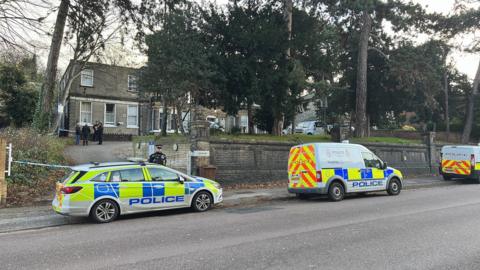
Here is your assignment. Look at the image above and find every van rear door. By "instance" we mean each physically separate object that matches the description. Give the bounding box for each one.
[288,144,317,189]
[441,146,473,175]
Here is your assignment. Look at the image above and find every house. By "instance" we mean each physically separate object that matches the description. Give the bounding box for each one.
[59,61,258,136]
[59,61,149,136]
[295,92,328,124]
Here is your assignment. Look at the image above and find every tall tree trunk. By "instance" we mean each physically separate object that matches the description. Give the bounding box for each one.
[291,112,296,135]
[285,0,292,58]
[354,10,372,138]
[176,102,185,135]
[37,0,69,130]
[161,100,168,137]
[461,60,480,143]
[247,102,254,134]
[275,0,293,136]
[444,71,450,142]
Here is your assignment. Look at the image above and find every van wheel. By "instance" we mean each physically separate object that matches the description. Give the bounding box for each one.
[442,175,452,181]
[90,199,119,223]
[328,182,345,201]
[387,178,402,196]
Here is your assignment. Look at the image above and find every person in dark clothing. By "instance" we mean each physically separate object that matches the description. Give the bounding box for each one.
[149,144,167,165]
[75,122,81,145]
[92,121,99,141]
[97,122,104,145]
[81,124,91,146]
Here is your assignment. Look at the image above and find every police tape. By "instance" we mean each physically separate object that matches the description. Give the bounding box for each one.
[58,128,76,133]
[12,160,71,169]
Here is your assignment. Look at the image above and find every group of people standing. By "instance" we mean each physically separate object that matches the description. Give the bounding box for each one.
[75,121,104,146]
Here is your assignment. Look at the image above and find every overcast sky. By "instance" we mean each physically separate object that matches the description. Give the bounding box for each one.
[27,0,479,80]
[413,0,479,80]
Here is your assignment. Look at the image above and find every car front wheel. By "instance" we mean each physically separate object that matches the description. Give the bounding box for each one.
[192,191,213,212]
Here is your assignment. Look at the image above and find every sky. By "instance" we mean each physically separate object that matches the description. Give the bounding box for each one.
[23,0,480,80]
[412,0,479,79]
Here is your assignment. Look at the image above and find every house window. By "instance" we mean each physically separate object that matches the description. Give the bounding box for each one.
[127,105,138,127]
[80,69,94,87]
[105,104,116,125]
[128,75,137,92]
[80,102,92,124]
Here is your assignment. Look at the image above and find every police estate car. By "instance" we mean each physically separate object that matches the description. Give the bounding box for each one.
[52,162,223,223]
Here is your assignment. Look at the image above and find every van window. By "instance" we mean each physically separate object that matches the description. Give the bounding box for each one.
[362,152,383,169]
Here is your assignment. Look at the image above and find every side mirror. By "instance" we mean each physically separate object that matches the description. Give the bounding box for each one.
[382,162,388,170]
[178,175,185,183]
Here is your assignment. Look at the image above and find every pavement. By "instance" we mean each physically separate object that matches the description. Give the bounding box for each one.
[63,141,132,164]
[1,180,480,269]
[0,176,459,233]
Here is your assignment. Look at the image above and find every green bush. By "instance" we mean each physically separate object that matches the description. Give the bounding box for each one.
[1,128,68,186]
[230,126,242,135]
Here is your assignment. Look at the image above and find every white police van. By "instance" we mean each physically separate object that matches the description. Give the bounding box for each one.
[440,145,480,182]
[288,142,404,201]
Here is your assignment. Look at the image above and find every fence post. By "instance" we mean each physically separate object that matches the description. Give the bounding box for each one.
[0,139,6,207]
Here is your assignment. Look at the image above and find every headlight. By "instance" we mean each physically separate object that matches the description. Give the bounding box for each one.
[213,182,222,189]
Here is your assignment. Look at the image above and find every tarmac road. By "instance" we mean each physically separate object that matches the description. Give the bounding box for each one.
[1,184,480,270]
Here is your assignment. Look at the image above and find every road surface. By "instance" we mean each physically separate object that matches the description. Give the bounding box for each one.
[1,184,480,270]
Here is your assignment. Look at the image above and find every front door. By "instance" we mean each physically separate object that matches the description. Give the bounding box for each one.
[358,152,387,191]
[147,167,187,209]
[110,168,148,212]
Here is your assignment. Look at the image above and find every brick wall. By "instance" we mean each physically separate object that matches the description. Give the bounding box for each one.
[209,139,433,184]
[128,138,437,185]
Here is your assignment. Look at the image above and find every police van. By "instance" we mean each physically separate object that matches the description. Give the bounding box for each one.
[440,145,480,182]
[52,162,223,223]
[288,143,403,201]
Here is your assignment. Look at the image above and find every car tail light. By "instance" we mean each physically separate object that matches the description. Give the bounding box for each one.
[471,154,475,169]
[316,170,322,182]
[61,186,83,194]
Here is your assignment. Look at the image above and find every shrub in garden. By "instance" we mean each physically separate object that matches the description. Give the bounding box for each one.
[0,128,70,206]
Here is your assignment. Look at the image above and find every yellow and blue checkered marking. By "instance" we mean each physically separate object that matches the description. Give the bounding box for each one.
[94,183,119,199]
[185,182,205,195]
[143,183,165,197]
[322,168,395,181]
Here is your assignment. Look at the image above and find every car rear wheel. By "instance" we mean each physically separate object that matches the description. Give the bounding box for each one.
[328,182,345,201]
[192,191,213,212]
[90,199,119,223]
[387,178,402,196]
